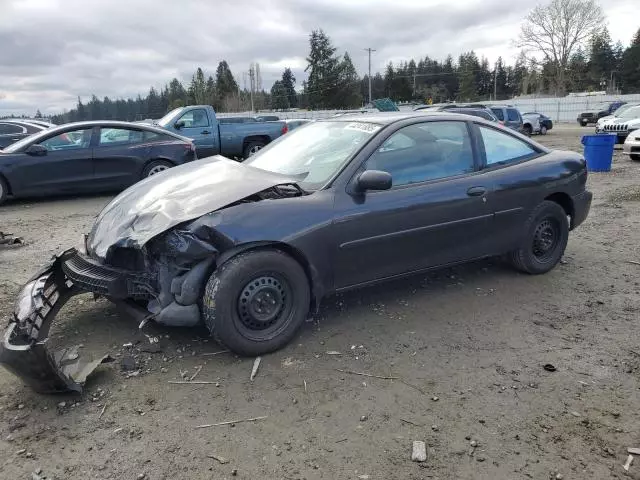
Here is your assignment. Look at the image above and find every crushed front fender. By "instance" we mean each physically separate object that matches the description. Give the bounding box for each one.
[0,250,109,393]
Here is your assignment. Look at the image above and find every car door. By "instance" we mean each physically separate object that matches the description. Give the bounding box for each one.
[9,127,95,195]
[471,123,544,253]
[332,120,494,289]
[92,126,149,189]
[176,108,217,157]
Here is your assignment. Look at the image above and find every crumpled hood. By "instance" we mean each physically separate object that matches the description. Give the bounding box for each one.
[88,156,296,259]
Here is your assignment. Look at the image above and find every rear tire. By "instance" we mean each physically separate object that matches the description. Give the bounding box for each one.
[540,125,548,135]
[0,176,8,205]
[202,249,310,356]
[509,201,569,275]
[142,160,173,179]
[243,141,266,159]
[523,124,532,136]
[580,119,588,127]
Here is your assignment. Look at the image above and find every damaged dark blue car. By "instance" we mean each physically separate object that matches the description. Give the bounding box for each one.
[1,112,592,392]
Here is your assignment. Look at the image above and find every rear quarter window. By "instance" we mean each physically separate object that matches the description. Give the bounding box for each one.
[490,108,504,121]
[507,109,521,121]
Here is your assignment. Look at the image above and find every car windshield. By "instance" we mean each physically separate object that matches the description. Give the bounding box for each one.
[243,120,381,190]
[613,104,637,117]
[618,106,640,120]
[157,108,183,127]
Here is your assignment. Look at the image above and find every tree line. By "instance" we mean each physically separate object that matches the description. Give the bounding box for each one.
[49,22,640,123]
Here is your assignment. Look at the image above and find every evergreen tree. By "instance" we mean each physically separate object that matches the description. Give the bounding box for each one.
[621,28,640,93]
[215,61,238,107]
[281,68,297,108]
[305,29,341,109]
[335,52,362,107]
[589,28,616,90]
[270,80,289,110]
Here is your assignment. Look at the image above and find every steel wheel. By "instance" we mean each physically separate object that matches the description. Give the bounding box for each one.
[540,125,547,135]
[531,218,560,262]
[234,274,294,341]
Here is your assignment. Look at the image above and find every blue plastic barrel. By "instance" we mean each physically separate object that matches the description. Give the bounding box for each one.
[581,134,616,172]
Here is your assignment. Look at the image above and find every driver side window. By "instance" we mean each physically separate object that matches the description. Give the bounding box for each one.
[178,109,209,128]
[365,121,474,187]
[39,128,92,151]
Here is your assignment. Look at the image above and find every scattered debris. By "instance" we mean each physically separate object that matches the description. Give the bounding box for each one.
[357,475,370,480]
[335,368,398,380]
[208,454,229,464]
[303,379,307,393]
[432,396,439,402]
[0,231,24,247]
[470,440,478,448]
[137,474,146,480]
[189,365,203,381]
[326,351,342,355]
[627,260,640,266]
[431,425,439,432]
[624,454,634,471]
[360,415,368,422]
[120,356,137,372]
[99,403,108,418]
[201,350,230,356]
[570,411,581,417]
[231,469,238,476]
[250,357,261,381]
[400,418,423,427]
[17,448,26,455]
[411,441,427,462]
[168,380,219,385]
[543,363,557,372]
[195,416,268,429]
[628,448,640,455]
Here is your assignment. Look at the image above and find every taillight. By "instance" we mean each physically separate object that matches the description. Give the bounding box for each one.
[281,124,289,135]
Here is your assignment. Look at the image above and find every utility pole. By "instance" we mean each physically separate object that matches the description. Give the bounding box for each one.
[364,48,376,104]
[493,61,498,101]
[249,65,255,112]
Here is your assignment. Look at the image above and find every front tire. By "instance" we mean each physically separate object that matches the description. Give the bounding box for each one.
[580,119,588,127]
[0,176,7,205]
[523,124,532,136]
[509,201,569,275]
[202,249,310,356]
[142,160,173,179]
[540,125,548,135]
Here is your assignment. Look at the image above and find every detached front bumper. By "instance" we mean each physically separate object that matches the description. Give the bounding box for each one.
[0,250,109,393]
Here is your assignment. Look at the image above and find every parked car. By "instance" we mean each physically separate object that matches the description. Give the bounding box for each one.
[0,121,196,205]
[596,105,640,143]
[623,128,640,161]
[438,106,499,122]
[0,119,50,149]
[158,105,288,158]
[0,111,593,392]
[487,105,524,132]
[284,119,311,131]
[577,101,626,126]
[522,112,553,135]
[595,103,640,131]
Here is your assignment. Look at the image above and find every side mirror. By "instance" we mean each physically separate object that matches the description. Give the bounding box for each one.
[174,120,185,130]
[25,144,47,156]
[355,170,392,192]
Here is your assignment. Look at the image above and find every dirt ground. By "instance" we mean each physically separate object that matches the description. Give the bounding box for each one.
[1,124,640,480]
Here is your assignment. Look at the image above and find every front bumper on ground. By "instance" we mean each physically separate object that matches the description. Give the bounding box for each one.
[571,190,593,230]
[0,250,111,393]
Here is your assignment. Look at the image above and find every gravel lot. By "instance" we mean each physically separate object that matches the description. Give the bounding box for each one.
[1,124,640,480]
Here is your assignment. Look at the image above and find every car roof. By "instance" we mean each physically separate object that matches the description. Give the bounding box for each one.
[47,120,192,142]
[0,119,48,129]
[318,111,498,126]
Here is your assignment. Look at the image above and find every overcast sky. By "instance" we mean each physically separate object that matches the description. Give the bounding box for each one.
[0,0,637,116]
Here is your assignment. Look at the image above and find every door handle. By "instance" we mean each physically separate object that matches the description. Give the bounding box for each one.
[201,130,211,135]
[467,186,486,197]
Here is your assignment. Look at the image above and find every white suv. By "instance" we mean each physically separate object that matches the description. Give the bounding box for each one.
[596,105,640,144]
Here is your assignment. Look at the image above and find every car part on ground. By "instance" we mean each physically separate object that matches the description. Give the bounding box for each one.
[0,112,592,392]
[0,120,196,205]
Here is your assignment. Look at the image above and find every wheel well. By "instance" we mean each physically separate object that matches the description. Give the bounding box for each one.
[545,192,575,227]
[243,136,270,149]
[217,241,320,313]
[142,158,175,173]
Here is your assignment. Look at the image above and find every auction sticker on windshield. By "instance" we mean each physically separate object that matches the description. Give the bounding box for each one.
[344,122,381,133]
